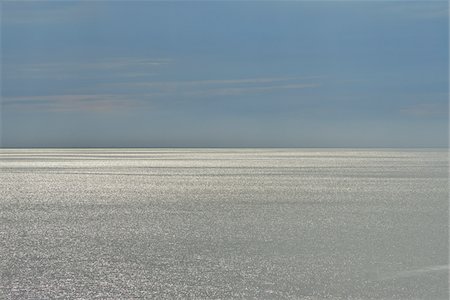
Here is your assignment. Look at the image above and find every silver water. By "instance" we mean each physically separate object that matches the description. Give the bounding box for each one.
[0,149,448,299]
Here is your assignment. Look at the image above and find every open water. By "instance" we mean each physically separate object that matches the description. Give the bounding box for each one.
[0,149,448,299]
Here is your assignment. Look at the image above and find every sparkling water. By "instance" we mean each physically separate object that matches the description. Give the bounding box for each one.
[0,149,448,299]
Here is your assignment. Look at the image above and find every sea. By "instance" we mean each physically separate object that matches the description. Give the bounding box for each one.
[0,148,448,299]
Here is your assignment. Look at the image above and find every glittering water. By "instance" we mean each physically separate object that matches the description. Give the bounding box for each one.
[0,149,448,299]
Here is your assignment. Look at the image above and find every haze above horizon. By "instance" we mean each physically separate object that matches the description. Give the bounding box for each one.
[1,1,448,148]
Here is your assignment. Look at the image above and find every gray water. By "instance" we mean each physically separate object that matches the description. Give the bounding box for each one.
[0,148,448,299]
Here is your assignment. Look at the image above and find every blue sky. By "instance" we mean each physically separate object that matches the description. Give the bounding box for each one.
[1,1,448,147]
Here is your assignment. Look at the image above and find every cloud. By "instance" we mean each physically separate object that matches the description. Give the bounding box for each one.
[3,77,322,113]
[122,76,321,87]
[3,94,142,113]
[3,70,322,113]
[74,58,172,70]
[382,2,449,19]
[2,2,95,24]
[189,83,320,97]
[117,76,322,88]
[400,103,448,117]
[3,58,171,80]
[98,76,322,97]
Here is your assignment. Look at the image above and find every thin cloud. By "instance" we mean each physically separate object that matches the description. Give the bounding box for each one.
[3,94,141,113]
[2,2,95,24]
[190,83,321,97]
[97,76,323,97]
[3,58,171,80]
[110,76,323,89]
[3,81,321,113]
[382,2,449,20]
[10,58,171,72]
[3,76,322,113]
[78,58,172,70]
[400,103,448,117]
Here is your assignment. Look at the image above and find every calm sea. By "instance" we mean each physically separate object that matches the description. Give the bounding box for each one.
[0,149,448,299]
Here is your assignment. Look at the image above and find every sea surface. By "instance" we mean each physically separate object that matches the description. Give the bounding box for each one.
[0,148,448,299]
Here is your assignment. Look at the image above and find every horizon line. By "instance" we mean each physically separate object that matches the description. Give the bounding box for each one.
[0,146,448,150]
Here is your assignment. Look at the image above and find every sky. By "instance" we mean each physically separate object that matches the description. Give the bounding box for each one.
[1,1,448,148]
